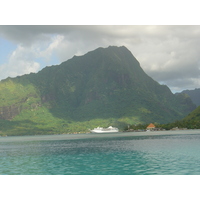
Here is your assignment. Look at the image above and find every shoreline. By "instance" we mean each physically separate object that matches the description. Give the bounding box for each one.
[0,129,200,142]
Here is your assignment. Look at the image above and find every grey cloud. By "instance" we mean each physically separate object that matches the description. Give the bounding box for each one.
[0,25,112,44]
[1,25,200,92]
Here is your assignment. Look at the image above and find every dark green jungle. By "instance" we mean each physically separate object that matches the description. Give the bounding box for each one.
[0,46,198,135]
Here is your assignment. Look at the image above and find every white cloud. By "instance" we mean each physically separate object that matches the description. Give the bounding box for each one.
[38,35,65,63]
[0,45,40,80]
[0,35,68,79]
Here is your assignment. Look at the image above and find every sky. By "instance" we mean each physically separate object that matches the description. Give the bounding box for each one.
[0,25,200,93]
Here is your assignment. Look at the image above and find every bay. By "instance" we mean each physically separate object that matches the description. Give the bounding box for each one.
[1,130,200,175]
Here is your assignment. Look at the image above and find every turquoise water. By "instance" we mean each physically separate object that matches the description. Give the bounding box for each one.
[1,131,200,175]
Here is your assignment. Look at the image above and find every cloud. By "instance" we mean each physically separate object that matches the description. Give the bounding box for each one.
[0,34,67,80]
[0,25,200,92]
[39,35,65,62]
[0,45,40,80]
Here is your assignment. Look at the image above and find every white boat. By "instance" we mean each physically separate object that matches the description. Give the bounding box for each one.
[90,126,119,133]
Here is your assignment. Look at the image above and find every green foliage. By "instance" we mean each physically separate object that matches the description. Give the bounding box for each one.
[151,106,200,130]
[0,78,38,106]
[127,123,148,131]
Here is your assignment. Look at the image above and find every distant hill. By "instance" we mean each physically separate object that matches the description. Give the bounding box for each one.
[183,106,200,122]
[162,106,200,130]
[0,46,196,135]
[154,105,200,130]
[178,88,200,106]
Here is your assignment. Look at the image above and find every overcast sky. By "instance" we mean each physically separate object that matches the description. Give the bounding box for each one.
[0,25,200,93]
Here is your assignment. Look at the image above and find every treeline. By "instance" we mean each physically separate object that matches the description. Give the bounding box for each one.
[126,120,200,131]
[158,120,200,130]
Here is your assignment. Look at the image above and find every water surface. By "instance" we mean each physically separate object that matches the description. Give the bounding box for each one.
[1,130,200,175]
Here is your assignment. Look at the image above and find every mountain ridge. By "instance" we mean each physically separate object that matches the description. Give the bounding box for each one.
[177,88,200,106]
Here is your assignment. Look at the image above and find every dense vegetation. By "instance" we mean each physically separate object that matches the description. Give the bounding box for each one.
[0,46,196,136]
[170,105,200,129]
[155,106,200,130]
[126,106,200,131]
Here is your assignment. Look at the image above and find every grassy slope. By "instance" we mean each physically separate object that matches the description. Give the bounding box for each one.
[183,106,200,122]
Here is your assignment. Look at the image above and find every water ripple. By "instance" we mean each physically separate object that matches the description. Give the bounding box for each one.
[1,133,200,174]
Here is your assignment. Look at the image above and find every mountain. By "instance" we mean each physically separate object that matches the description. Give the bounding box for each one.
[0,46,196,135]
[178,88,200,106]
[160,106,200,130]
[183,106,200,122]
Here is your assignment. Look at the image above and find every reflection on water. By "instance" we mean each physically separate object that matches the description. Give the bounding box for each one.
[1,132,200,174]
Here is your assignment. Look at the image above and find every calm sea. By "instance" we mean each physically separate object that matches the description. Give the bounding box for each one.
[1,130,200,175]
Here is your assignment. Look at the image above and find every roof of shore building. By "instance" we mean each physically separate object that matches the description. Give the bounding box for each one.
[147,123,156,128]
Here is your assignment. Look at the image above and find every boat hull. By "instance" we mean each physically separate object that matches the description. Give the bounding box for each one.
[90,130,119,133]
[90,126,119,133]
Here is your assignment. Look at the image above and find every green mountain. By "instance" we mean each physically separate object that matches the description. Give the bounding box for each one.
[179,88,200,106]
[160,105,200,130]
[0,46,196,135]
[183,106,200,122]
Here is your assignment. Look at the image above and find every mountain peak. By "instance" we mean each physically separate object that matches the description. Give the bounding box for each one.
[33,45,195,123]
[87,45,131,55]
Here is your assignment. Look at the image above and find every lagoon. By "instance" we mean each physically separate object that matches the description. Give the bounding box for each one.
[1,130,200,175]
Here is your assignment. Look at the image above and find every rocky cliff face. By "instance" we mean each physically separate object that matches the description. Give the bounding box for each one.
[0,95,42,120]
[0,104,22,120]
